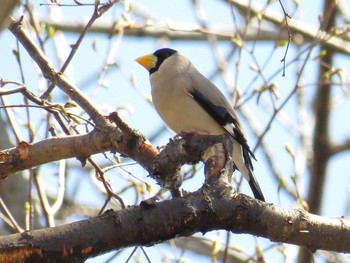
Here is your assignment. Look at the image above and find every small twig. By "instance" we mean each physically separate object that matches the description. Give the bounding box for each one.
[0,80,92,137]
[330,138,350,156]
[88,158,126,210]
[140,246,151,263]
[33,171,56,227]
[125,246,138,263]
[41,0,120,99]
[240,107,297,199]
[51,160,67,214]
[253,40,317,152]
[9,16,108,127]
[278,0,292,77]
[0,96,23,143]
[13,33,34,142]
[40,2,95,7]
[0,196,24,233]
[99,195,112,215]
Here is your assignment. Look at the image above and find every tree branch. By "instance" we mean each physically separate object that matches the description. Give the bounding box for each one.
[298,1,337,261]
[0,0,19,29]
[330,138,350,156]
[36,0,350,56]
[0,187,349,262]
[0,111,231,192]
[40,18,286,41]
[0,127,121,179]
[227,0,350,55]
[8,16,107,127]
[308,0,337,215]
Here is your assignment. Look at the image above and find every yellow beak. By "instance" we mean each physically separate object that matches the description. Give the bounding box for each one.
[135,54,158,70]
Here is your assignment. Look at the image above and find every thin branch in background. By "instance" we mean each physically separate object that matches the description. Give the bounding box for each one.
[278,0,292,77]
[88,158,126,211]
[62,119,127,209]
[330,138,350,156]
[229,3,244,104]
[13,36,34,142]
[192,0,235,93]
[9,17,108,127]
[25,3,46,53]
[30,129,66,227]
[228,2,284,105]
[236,0,290,103]
[24,2,57,141]
[140,246,151,263]
[32,158,67,228]
[238,37,324,108]
[102,156,150,199]
[125,246,139,263]
[40,1,95,7]
[99,194,112,215]
[0,196,24,233]
[33,171,55,227]
[51,161,66,215]
[1,0,349,261]
[40,0,120,99]
[27,169,35,230]
[222,231,231,263]
[240,107,297,199]
[0,80,26,143]
[0,212,20,232]
[0,80,85,136]
[254,38,320,152]
[0,96,23,143]
[93,24,125,96]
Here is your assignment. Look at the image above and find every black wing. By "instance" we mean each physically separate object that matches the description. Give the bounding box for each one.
[188,85,265,201]
[188,87,256,161]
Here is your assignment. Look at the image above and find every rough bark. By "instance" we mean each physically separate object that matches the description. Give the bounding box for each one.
[298,1,337,261]
[0,186,349,263]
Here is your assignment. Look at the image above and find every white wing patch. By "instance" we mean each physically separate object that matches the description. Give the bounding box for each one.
[223,123,236,138]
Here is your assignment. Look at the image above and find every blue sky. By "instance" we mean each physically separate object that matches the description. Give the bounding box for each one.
[1,0,350,262]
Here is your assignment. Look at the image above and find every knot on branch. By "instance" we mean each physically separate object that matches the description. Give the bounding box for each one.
[153,133,235,193]
[107,112,159,161]
[107,112,236,196]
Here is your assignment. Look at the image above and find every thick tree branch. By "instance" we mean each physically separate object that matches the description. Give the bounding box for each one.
[0,112,230,191]
[0,127,121,178]
[298,1,337,262]
[0,187,349,262]
[2,2,349,262]
[308,0,337,216]
[0,114,161,181]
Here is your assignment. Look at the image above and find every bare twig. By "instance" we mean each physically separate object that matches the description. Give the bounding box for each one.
[41,0,120,99]
[278,0,292,76]
[8,16,108,127]
[0,196,24,233]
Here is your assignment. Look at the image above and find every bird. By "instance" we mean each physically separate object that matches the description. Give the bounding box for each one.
[135,48,265,201]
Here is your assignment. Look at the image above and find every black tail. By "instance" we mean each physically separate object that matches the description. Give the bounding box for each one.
[248,171,265,201]
[242,148,265,201]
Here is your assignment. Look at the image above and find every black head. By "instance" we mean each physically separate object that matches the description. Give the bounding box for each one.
[150,48,178,74]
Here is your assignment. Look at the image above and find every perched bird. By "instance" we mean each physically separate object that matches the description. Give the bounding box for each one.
[136,48,265,201]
